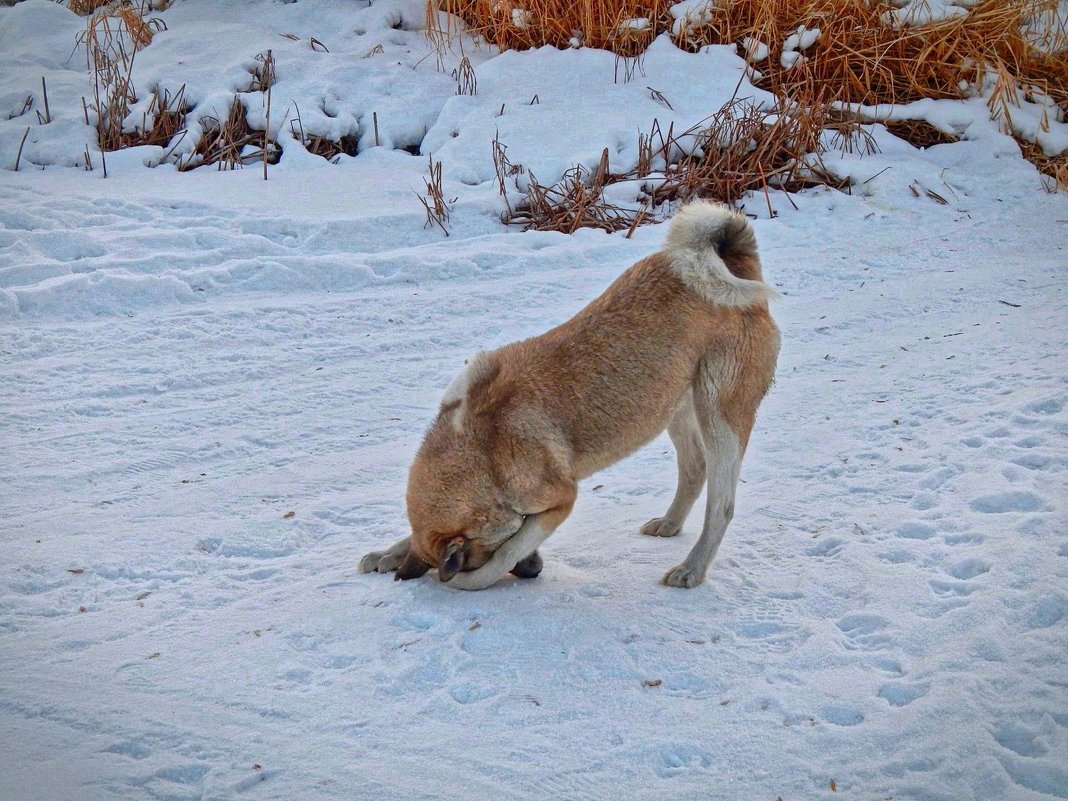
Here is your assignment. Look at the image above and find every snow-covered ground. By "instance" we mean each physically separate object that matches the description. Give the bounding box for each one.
[2,1,1067,800]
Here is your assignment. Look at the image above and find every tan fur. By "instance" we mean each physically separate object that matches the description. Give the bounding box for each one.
[359,202,780,589]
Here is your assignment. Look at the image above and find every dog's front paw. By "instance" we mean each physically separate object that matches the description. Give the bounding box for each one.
[509,550,543,579]
[359,549,405,574]
[661,563,705,588]
[641,517,682,537]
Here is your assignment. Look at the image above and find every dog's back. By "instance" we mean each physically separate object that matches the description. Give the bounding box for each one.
[465,203,779,477]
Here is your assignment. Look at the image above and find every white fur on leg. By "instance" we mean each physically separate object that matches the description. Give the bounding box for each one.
[447,514,553,591]
[662,413,742,588]
[641,398,706,538]
[359,535,411,574]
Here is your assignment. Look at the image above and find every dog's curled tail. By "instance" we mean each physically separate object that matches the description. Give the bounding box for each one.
[664,201,776,308]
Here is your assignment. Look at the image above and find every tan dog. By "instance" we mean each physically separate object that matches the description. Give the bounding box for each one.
[359,201,780,589]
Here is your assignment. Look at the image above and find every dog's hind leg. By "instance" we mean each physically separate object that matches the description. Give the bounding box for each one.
[358,536,411,574]
[662,387,748,589]
[641,394,706,538]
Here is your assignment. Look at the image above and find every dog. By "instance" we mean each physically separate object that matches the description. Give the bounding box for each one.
[359,201,780,590]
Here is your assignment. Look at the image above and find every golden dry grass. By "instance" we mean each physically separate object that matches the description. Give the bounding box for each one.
[429,0,673,55]
[1020,141,1068,190]
[432,0,1063,110]
[678,0,1068,135]
[69,0,112,14]
[494,96,876,231]
[430,0,1068,213]
[176,98,279,172]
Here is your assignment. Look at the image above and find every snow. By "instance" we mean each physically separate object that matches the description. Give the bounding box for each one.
[882,0,970,29]
[669,0,715,38]
[741,36,770,64]
[783,25,821,52]
[2,1,1068,800]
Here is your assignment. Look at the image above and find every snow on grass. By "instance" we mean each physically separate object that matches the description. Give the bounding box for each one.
[1,1,1067,800]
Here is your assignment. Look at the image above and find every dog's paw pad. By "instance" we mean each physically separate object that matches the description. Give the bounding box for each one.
[641,517,682,538]
[662,564,704,588]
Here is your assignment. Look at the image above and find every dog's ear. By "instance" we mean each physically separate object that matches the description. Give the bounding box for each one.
[437,537,466,583]
[394,550,431,581]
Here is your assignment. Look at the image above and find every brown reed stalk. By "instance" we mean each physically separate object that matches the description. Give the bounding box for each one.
[40,77,51,124]
[79,4,164,152]
[14,127,30,171]
[453,55,477,95]
[177,98,278,172]
[260,49,275,180]
[418,154,453,234]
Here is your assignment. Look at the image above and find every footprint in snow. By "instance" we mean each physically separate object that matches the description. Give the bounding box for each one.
[944,531,985,546]
[877,681,929,707]
[969,491,1044,513]
[836,613,892,652]
[806,536,846,558]
[945,557,991,580]
[928,578,980,598]
[895,522,936,540]
[821,705,865,726]
[652,743,713,778]
[991,720,1051,757]
[910,491,939,511]
[918,465,964,490]
[992,718,1068,800]
[1021,595,1065,630]
[1026,396,1065,415]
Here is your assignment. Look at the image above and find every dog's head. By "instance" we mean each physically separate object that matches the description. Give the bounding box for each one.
[394,416,523,583]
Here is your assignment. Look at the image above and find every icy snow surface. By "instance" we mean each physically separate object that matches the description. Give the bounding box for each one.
[2,1,1067,800]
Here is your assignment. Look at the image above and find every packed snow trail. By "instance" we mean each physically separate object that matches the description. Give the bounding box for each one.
[2,163,1066,800]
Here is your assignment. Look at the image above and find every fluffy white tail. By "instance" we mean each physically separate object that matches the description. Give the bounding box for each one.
[664,201,776,308]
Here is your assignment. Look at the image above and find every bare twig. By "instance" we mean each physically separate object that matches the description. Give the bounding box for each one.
[41,77,51,124]
[261,49,274,180]
[14,127,30,171]
[453,55,477,96]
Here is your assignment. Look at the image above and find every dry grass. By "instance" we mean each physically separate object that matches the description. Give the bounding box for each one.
[418,155,455,234]
[1020,140,1068,191]
[495,93,876,230]
[176,98,279,172]
[453,55,478,95]
[123,84,190,148]
[69,0,112,14]
[429,0,673,55]
[506,156,651,233]
[428,0,1067,190]
[288,103,359,163]
[79,3,166,152]
[113,5,158,48]
[635,96,872,206]
[432,0,1063,112]
[882,119,959,149]
[78,10,285,173]
[677,0,1041,107]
